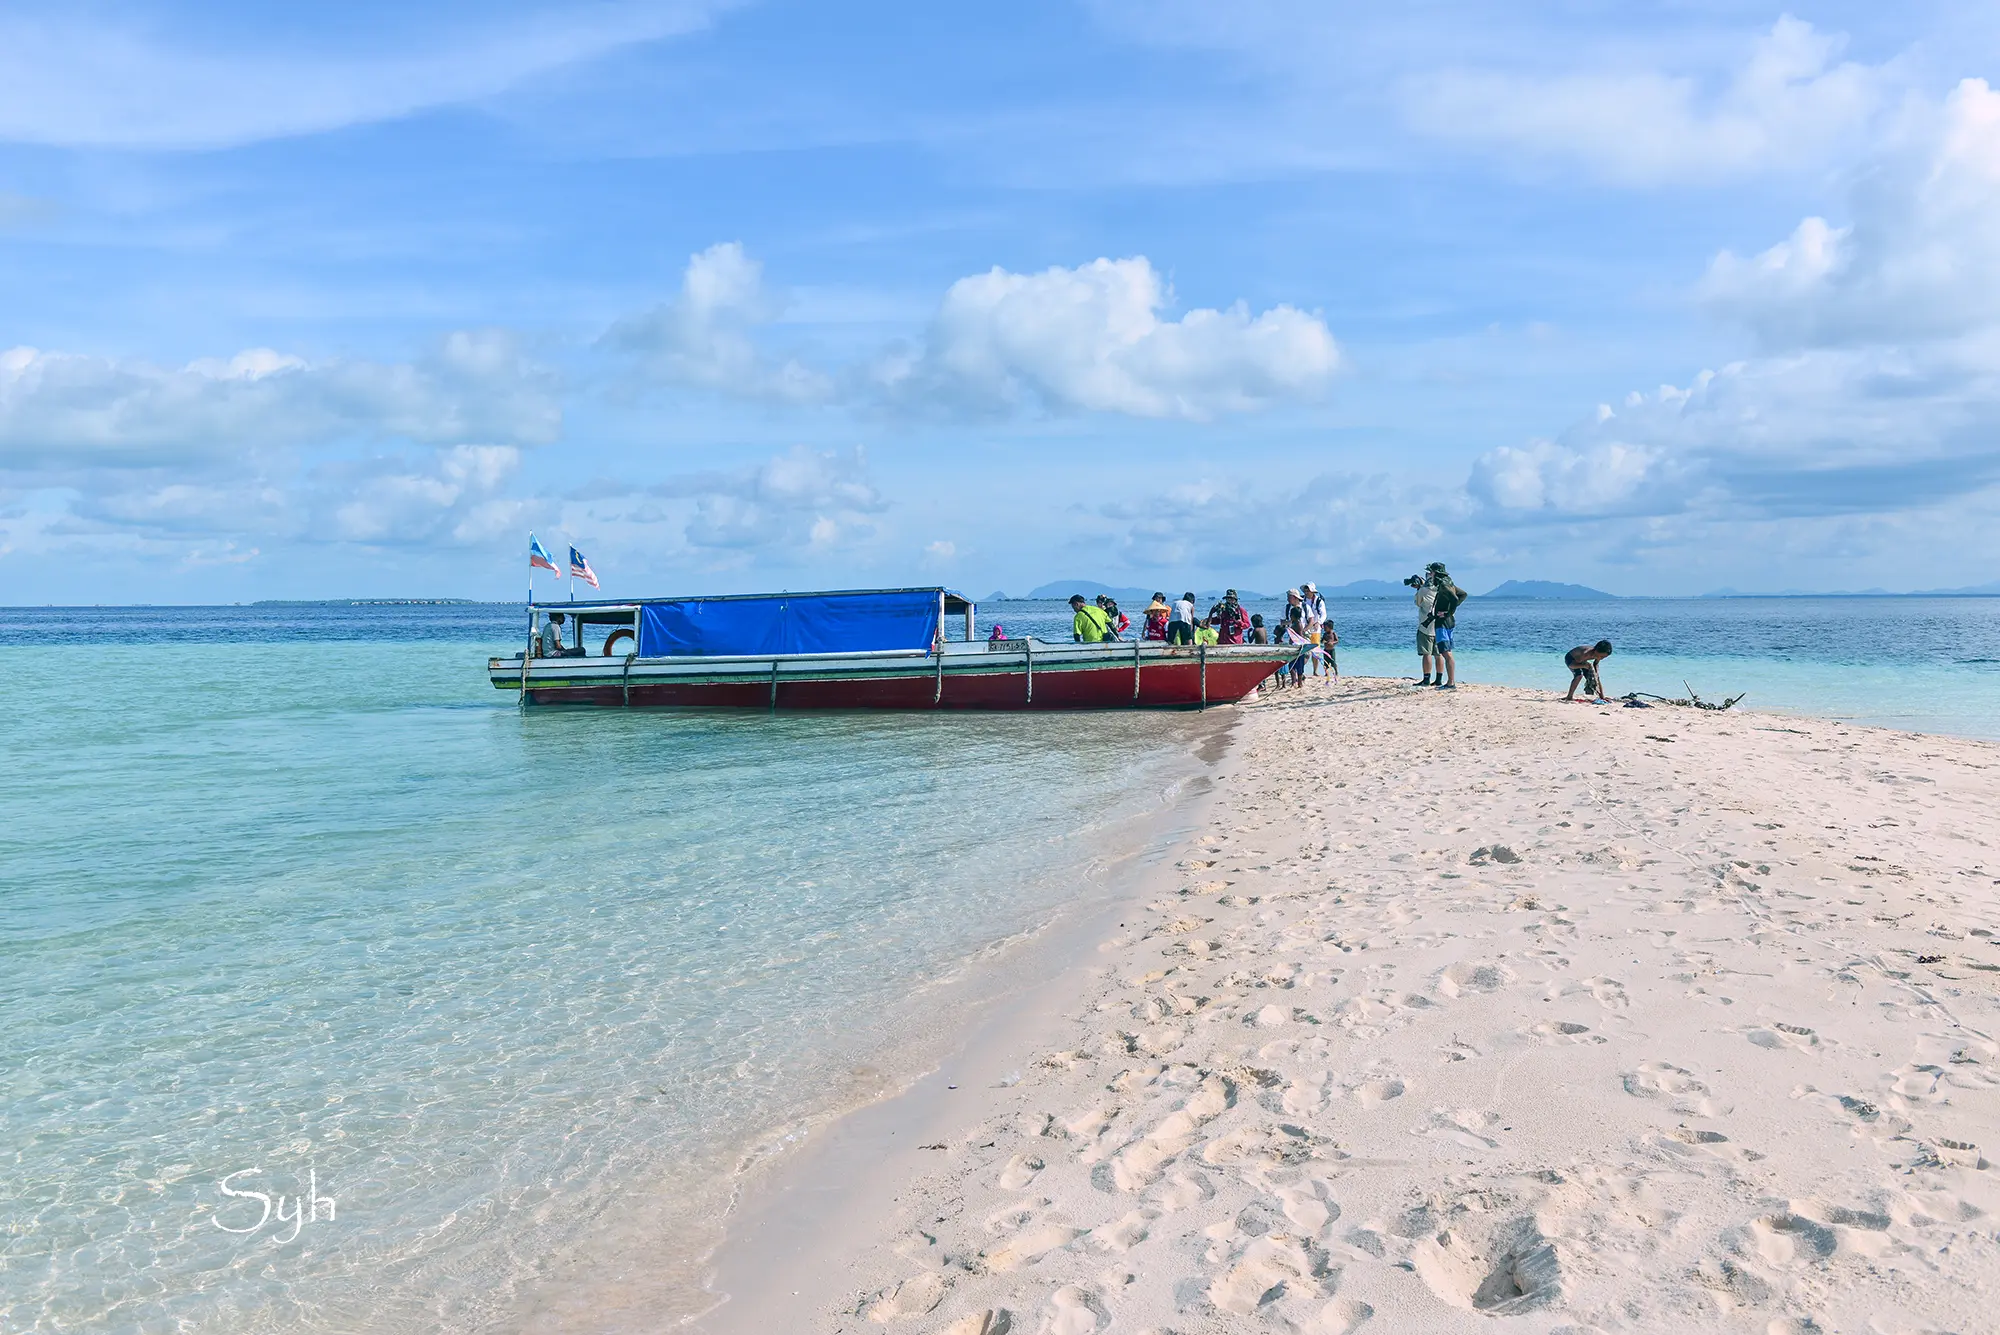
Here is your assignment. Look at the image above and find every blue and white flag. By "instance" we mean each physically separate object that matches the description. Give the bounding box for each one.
[528,535,559,573]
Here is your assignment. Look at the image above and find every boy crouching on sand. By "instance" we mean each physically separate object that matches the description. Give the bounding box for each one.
[1565,640,1614,702]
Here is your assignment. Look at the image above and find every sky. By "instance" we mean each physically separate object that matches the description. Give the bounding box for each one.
[6,0,2000,601]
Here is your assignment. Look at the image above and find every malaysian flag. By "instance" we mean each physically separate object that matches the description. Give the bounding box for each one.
[568,546,599,589]
[528,535,559,573]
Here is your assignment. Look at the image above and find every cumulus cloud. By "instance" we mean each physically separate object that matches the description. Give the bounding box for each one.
[0,331,560,562]
[1703,78,2000,346]
[1093,470,1441,572]
[879,256,1339,419]
[602,242,833,403]
[0,331,560,471]
[1402,17,1891,185]
[1468,438,1667,516]
[1457,71,2000,553]
[572,446,888,561]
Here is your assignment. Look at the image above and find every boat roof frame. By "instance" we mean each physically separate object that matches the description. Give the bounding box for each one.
[528,586,973,614]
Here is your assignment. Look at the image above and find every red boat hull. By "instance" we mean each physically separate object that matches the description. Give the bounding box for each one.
[499,649,1289,710]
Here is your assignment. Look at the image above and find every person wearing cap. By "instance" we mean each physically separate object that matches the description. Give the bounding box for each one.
[1168,591,1197,645]
[1069,594,1110,643]
[1206,589,1250,644]
[1142,593,1171,641]
[1427,562,1467,690]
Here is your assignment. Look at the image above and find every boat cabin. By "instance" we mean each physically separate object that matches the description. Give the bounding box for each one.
[525,587,978,660]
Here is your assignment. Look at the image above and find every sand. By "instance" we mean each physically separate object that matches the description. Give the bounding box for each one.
[694,678,2000,1334]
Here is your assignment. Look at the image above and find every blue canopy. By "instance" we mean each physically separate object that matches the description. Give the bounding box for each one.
[638,589,943,657]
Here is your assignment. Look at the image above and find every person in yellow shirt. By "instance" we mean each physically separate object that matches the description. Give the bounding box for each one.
[1069,594,1110,643]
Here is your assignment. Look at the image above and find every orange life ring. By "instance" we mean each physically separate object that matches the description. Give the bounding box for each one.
[602,628,636,656]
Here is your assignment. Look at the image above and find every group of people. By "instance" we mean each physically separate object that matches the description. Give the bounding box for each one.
[1066,586,1339,687]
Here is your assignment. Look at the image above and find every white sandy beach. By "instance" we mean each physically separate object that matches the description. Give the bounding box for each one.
[694,677,2000,1334]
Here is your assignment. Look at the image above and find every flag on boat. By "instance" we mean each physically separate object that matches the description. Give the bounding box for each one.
[529,535,559,573]
[568,546,599,589]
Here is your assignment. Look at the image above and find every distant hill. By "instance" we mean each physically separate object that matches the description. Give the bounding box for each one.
[1018,581,1271,602]
[1912,580,2000,596]
[1480,580,1618,600]
[1701,583,2000,597]
[1317,579,1408,598]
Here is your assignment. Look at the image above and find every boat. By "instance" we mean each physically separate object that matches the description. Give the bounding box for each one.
[488,587,1297,710]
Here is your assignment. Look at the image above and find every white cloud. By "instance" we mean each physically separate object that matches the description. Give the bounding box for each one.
[1703,78,2000,346]
[881,256,1340,419]
[1094,470,1439,572]
[0,331,560,471]
[603,243,833,403]
[0,2,728,149]
[1402,17,1892,185]
[572,446,888,561]
[0,331,559,561]
[319,445,526,546]
[1468,439,1665,515]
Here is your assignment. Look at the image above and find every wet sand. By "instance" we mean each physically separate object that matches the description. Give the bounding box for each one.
[694,677,2000,1334]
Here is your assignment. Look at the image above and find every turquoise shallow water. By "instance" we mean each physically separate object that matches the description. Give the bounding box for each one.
[1,616,1213,1333]
[6,596,1999,1332]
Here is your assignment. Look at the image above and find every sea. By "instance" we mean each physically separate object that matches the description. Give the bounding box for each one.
[4,594,1998,1332]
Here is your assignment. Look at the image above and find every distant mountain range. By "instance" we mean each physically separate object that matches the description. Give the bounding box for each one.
[1480,580,1618,600]
[1012,581,1273,602]
[1701,582,2000,597]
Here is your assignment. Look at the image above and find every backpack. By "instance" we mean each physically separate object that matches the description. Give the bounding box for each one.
[1432,583,1464,628]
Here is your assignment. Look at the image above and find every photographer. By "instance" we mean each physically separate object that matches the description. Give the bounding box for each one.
[1405,573,1438,685]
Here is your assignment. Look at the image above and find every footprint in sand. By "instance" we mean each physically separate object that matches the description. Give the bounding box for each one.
[1282,1070,1329,1115]
[1410,1210,1561,1315]
[1354,1077,1406,1107]
[1743,1213,1837,1267]
[997,1153,1045,1190]
[1148,1169,1212,1212]
[938,1309,1012,1335]
[1107,1075,1234,1191]
[1207,1233,1333,1316]
[1089,1208,1158,1253]
[1274,1177,1341,1233]
[1438,961,1514,999]
[1624,1061,1729,1116]
[1314,1297,1374,1333]
[985,1222,1084,1273]
[865,1271,949,1320]
[1041,1284,1108,1335]
[1422,1107,1502,1150]
[1745,1022,1819,1053]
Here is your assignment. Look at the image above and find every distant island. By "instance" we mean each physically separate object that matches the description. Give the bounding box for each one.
[1018,581,1272,602]
[252,598,480,606]
[1479,580,1619,600]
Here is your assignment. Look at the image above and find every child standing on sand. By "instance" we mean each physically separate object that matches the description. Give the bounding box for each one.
[1565,640,1614,702]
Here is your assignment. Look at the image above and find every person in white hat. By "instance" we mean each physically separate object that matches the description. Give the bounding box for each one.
[1301,582,1328,674]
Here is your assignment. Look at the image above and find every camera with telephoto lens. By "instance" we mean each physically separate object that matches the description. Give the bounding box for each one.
[1403,574,1426,588]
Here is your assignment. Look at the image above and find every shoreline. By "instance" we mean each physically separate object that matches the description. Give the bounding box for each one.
[686,676,2000,1333]
[688,718,1239,1334]
[503,710,1242,1334]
